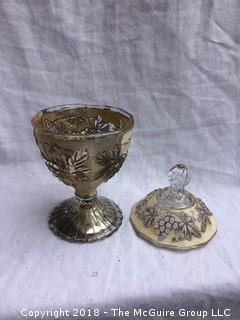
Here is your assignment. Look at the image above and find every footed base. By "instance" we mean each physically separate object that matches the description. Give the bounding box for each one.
[49,196,122,242]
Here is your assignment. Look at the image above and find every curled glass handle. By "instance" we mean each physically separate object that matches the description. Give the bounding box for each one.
[167,164,191,200]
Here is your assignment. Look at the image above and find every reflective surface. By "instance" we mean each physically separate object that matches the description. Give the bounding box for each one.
[49,196,122,242]
[32,104,134,242]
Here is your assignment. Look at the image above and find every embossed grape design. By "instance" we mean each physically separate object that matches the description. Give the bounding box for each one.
[137,197,207,243]
[154,211,179,240]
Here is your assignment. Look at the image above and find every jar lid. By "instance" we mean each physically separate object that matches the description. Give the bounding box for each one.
[130,164,217,250]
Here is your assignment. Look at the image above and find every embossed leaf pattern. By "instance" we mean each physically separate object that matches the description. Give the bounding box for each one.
[45,119,64,134]
[196,198,212,232]
[95,145,127,181]
[45,119,56,132]
[95,115,117,132]
[138,207,155,227]
[44,155,72,186]
[67,149,90,180]
[175,212,201,241]
[43,148,90,185]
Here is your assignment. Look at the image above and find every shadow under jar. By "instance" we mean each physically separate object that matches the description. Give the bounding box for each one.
[32,104,134,243]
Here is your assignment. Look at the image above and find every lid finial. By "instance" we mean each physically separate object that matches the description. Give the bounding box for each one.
[168,164,191,200]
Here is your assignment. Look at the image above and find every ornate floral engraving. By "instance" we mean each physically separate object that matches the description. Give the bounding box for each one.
[95,145,127,181]
[196,198,212,232]
[44,114,119,136]
[41,144,90,186]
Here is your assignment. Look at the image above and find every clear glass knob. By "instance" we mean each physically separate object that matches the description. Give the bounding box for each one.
[168,164,191,200]
[158,164,194,209]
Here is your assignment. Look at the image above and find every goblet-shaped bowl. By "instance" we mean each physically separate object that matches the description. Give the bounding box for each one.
[32,104,134,242]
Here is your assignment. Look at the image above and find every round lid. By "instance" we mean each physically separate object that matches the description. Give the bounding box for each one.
[130,164,217,250]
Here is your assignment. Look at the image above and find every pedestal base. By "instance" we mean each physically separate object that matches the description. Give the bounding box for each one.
[49,196,122,242]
